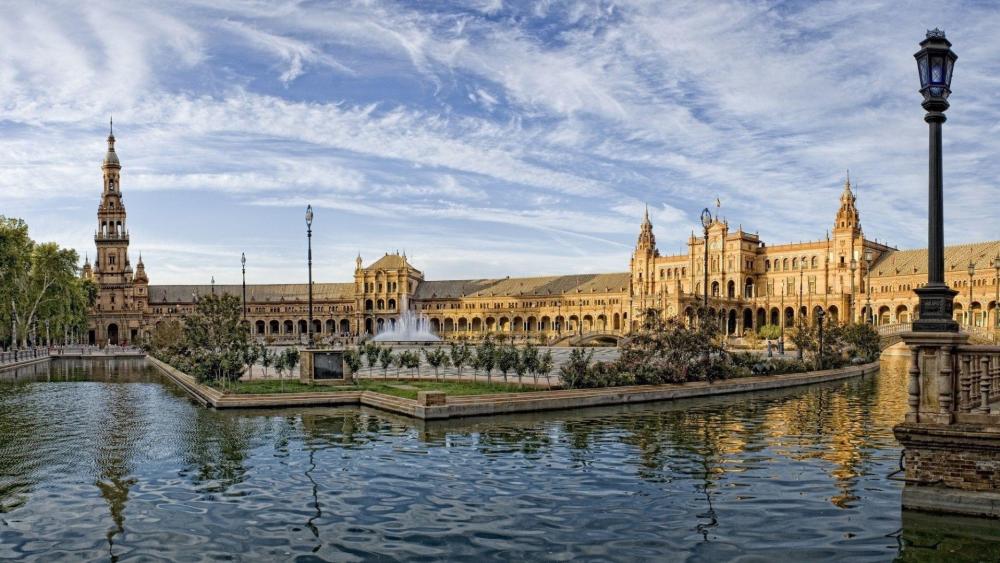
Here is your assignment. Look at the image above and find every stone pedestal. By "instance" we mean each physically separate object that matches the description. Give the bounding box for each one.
[299,349,354,385]
[899,331,968,424]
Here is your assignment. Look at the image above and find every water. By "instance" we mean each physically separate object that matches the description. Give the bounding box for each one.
[1,358,999,561]
[371,310,441,342]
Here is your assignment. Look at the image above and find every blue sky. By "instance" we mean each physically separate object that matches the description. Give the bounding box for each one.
[2,0,1000,285]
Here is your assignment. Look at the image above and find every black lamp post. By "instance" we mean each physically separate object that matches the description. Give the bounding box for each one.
[306,205,315,348]
[967,260,976,327]
[865,249,874,325]
[241,252,247,322]
[700,208,712,315]
[817,309,825,370]
[913,29,959,332]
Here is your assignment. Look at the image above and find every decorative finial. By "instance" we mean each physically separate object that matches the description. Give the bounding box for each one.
[110,115,113,136]
[927,28,946,39]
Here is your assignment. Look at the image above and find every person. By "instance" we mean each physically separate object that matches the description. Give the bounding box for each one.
[766,339,773,358]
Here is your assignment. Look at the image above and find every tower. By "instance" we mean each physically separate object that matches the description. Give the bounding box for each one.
[630,206,659,311]
[87,122,145,346]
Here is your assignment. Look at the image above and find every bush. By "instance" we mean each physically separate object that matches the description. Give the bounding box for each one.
[758,324,782,340]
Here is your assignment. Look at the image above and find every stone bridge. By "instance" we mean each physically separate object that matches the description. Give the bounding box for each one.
[879,322,998,350]
[549,331,625,347]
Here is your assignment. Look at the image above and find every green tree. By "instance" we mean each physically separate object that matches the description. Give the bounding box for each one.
[344,347,363,375]
[758,324,782,340]
[497,343,519,383]
[476,337,497,383]
[449,341,471,378]
[179,294,252,383]
[274,350,288,392]
[403,350,421,377]
[423,347,449,380]
[364,342,381,377]
[379,347,394,379]
[537,350,554,388]
[520,344,540,385]
[259,346,274,379]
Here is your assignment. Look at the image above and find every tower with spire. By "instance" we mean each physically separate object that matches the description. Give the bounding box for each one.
[85,122,148,346]
[630,205,660,307]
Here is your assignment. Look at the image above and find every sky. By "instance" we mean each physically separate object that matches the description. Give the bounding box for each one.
[2,0,1000,285]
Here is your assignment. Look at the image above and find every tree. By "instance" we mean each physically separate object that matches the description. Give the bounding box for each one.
[284,347,300,378]
[449,341,471,378]
[423,347,449,380]
[344,347,363,375]
[180,294,253,383]
[402,350,421,377]
[364,343,381,377]
[475,337,497,383]
[520,344,540,385]
[614,307,726,385]
[259,346,274,379]
[758,324,782,340]
[274,351,288,392]
[242,343,260,381]
[537,349,554,388]
[789,320,817,361]
[497,343,519,383]
[379,347,394,379]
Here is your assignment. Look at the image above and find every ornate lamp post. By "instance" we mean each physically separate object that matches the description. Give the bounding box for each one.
[913,29,959,332]
[700,208,712,315]
[865,249,874,325]
[992,253,1000,329]
[241,252,247,322]
[967,260,976,327]
[305,205,315,348]
[798,259,805,325]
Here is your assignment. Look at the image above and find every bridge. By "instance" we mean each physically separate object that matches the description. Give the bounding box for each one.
[548,331,625,347]
[878,322,998,350]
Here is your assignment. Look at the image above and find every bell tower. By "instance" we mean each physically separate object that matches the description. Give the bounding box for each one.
[630,205,659,307]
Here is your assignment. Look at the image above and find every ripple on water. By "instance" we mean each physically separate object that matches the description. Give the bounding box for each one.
[1,357,993,561]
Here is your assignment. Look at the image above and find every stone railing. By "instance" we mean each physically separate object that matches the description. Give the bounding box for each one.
[953,346,1000,414]
[0,347,49,364]
[877,322,912,336]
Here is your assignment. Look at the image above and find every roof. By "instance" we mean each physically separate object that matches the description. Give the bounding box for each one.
[366,253,418,272]
[871,241,1000,278]
[412,272,631,299]
[148,283,355,304]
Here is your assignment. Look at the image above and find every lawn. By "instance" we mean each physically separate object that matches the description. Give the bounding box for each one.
[208,377,541,399]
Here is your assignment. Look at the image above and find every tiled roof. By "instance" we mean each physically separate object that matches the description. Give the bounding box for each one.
[871,241,1000,278]
[366,253,417,271]
[412,273,630,299]
[148,283,355,304]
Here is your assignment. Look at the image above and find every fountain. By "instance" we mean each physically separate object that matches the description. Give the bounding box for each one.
[371,309,441,342]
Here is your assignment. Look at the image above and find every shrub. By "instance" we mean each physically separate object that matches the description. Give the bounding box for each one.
[758,324,782,340]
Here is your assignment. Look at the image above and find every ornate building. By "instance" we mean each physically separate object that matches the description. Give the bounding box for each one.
[83,133,1000,346]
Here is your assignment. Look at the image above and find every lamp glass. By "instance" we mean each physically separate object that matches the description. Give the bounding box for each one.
[305,205,313,226]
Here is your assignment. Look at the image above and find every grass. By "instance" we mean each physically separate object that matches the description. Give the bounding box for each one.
[208,377,540,399]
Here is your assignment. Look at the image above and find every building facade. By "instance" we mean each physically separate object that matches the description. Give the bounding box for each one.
[83,134,1000,346]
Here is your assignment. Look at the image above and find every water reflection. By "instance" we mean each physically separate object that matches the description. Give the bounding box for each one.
[0,357,996,561]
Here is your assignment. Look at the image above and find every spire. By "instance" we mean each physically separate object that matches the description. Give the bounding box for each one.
[635,206,657,255]
[103,120,120,168]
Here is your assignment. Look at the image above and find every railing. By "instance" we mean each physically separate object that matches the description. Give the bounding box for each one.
[877,322,912,336]
[954,346,1000,414]
[0,347,50,365]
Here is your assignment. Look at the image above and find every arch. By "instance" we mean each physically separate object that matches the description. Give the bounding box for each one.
[512,316,524,333]
[365,318,374,334]
[583,314,594,331]
[799,306,808,322]
[765,259,771,271]
[485,317,496,331]
[312,319,322,333]
[612,312,621,330]
[596,314,607,331]
[727,280,736,299]
[269,320,280,334]
[744,277,754,299]
[812,305,824,326]
[471,318,482,331]
[498,317,510,332]
[325,319,335,334]
[895,304,910,324]
[727,310,737,335]
[376,318,385,332]
[444,318,455,332]
[555,315,565,333]
[568,315,580,331]
[827,305,839,324]
[430,318,441,332]
[107,323,119,346]
[711,281,720,297]
[256,320,266,335]
[298,319,308,334]
[684,307,695,326]
[756,307,766,329]
[784,307,794,327]
[340,319,350,335]
[971,301,984,326]
[526,316,538,332]
[284,320,294,334]
[365,299,374,312]
[878,305,891,325]
[376,299,385,310]
[770,307,779,326]
[458,317,469,331]
[743,308,753,332]
[388,298,396,310]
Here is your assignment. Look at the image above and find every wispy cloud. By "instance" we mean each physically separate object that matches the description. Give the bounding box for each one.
[2,0,999,284]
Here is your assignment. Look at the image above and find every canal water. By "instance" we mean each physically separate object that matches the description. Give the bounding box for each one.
[1,359,998,561]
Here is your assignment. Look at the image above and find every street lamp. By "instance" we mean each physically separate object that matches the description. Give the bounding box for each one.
[967,260,976,327]
[241,252,247,322]
[305,205,315,348]
[865,249,874,325]
[913,29,959,333]
[798,259,805,325]
[700,208,712,315]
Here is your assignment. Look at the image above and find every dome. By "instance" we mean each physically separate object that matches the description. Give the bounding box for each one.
[103,132,120,167]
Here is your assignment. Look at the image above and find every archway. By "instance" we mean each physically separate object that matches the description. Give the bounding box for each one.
[270,320,280,334]
[256,320,266,335]
[727,310,737,335]
[895,304,910,324]
[878,306,891,325]
[88,329,96,346]
[728,280,736,299]
[340,319,350,335]
[284,320,294,334]
[365,318,374,334]
[827,305,839,324]
[743,308,753,333]
[298,319,308,334]
[770,307,779,326]
[107,323,119,346]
